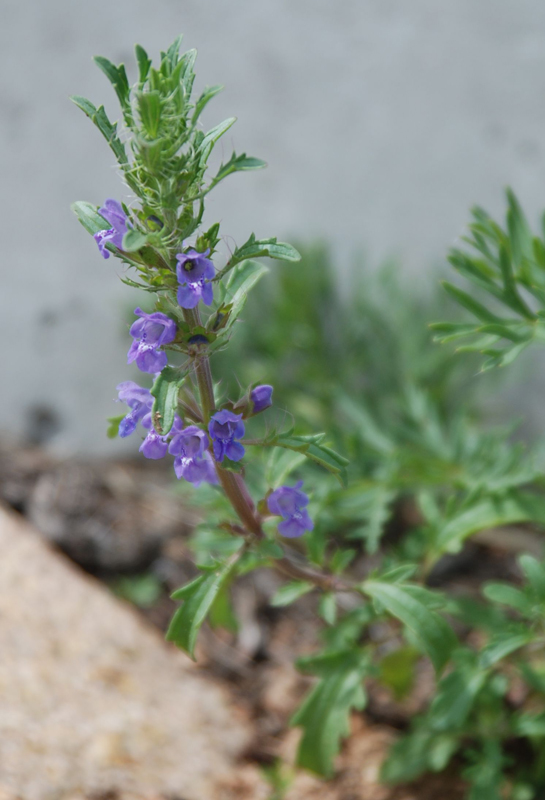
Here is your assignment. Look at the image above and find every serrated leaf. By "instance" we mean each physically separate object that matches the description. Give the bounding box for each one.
[151,366,187,436]
[215,234,301,281]
[135,44,152,85]
[291,649,369,776]
[209,152,267,189]
[271,580,314,607]
[363,581,456,673]
[93,55,130,109]
[70,95,128,165]
[167,551,242,658]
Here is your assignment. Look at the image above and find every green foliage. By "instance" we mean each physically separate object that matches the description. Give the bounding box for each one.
[363,580,456,673]
[111,573,162,608]
[291,649,370,776]
[151,366,188,435]
[432,189,545,370]
[167,549,242,658]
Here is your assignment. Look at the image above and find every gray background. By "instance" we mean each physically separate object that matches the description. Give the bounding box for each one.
[2,0,545,453]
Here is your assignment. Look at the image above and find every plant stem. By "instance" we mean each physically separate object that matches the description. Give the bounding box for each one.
[183,306,351,592]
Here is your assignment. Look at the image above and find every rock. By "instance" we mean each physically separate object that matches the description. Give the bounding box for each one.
[0,505,264,799]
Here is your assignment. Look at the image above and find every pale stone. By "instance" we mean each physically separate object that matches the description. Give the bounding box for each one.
[0,505,262,799]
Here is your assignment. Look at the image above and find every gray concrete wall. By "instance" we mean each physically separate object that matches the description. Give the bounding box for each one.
[2,0,545,453]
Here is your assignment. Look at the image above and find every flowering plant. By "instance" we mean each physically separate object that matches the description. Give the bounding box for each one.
[73,37,545,796]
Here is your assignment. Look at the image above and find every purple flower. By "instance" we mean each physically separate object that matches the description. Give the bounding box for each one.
[176,248,215,309]
[127,308,177,374]
[139,430,169,459]
[138,413,183,460]
[169,425,218,486]
[267,481,314,538]
[94,199,128,258]
[116,380,153,437]
[251,385,273,414]
[208,410,245,462]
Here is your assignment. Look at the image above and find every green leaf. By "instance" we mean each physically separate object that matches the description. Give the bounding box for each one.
[513,711,545,737]
[519,554,545,601]
[318,593,337,625]
[256,432,348,486]
[71,201,111,236]
[381,727,459,784]
[429,660,486,730]
[106,414,125,439]
[378,646,420,700]
[135,44,152,86]
[215,234,301,281]
[265,448,306,488]
[463,740,505,800]
[291,649,369,776]
[482,583,534,616]
[219,259,269,331]
[434,492,545,557]
[70,95,128,165]
[363,581,456,673]
[442,282,503,323]
[151,366,187,436]
[271,581,314,607]
[198,117,237,167]
[192,84,224,122]
[208,584,238,633]
[93,56,130,109]
[122,229,149,252]
[209,152,267,189]
[167,551,242,658]
[479,631,532,668]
